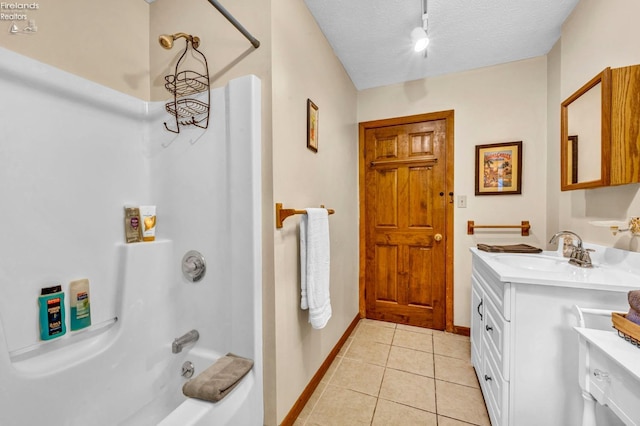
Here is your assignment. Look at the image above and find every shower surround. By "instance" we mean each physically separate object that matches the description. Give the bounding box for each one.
[0,47,263,425]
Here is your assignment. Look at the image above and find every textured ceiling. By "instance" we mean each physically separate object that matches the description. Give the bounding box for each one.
[303,0,580,90]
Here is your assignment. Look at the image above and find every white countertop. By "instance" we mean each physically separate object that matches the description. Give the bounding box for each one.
[574,327,640,379]
[470,244,640,292]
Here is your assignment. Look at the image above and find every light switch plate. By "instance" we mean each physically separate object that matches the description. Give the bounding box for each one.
[457,195,467,208]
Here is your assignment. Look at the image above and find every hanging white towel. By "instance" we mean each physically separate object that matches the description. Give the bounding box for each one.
[300,208,331,329]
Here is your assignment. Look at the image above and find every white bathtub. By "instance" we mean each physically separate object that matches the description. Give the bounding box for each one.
[0,46,262,426]
[158,349,260,426]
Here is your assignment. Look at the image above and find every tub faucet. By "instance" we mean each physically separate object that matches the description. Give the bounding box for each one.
[549,231,593,268]
[172,329,199,353]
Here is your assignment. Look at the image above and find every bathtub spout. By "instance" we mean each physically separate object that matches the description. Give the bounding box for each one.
[172,330,199,353]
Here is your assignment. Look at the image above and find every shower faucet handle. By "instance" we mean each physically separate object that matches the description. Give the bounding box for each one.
[182,250,206,282]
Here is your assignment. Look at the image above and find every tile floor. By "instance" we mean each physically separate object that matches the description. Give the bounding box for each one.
[294,319,491,426]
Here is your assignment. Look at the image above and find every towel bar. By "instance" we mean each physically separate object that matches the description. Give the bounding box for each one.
[275,203,335,228]
[467,220,531,236]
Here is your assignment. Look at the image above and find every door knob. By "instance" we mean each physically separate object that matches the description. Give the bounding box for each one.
[434,233,443,242]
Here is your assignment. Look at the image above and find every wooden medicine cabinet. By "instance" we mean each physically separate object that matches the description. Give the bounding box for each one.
[561,65,640,191]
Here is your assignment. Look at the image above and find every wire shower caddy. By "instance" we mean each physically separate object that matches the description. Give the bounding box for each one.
[163,35,210,134]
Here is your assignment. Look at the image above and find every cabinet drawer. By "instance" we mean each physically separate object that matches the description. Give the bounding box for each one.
[481,345,509,426]
[472,262,511,320]
[483,294,510,380]
[589,343,640,425]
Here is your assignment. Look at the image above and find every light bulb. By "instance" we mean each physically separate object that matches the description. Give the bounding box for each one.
[411,27,429,52]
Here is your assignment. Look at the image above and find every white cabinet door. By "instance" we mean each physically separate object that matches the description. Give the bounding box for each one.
[471,276,483,370]
[482,344,508,426]
[483,294,510,380]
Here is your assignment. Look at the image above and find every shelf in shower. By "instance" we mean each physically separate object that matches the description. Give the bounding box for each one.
[8,316,118,365]
[165,98,208,120]
[164,71,209,98]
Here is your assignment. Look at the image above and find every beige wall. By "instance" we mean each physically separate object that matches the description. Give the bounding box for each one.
[552,0,640,250]
[0,0,150,100]
[271,0,359,422]
[358,58,548,327]
[546,40,562,241]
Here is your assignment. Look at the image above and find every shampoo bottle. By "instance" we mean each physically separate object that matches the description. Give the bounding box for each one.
[124,206,143,243]
[39,285,66,340]
[140,205,157,242]
[69,278,91,331]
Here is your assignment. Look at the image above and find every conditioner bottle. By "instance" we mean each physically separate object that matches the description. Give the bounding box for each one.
[69,278,91,331]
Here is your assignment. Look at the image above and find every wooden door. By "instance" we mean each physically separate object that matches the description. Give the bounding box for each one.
[360,113,452,330]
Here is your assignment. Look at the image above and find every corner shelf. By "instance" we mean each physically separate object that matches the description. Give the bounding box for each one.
[9,316,118,366]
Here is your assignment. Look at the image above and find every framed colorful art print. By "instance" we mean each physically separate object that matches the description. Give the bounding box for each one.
[307,99,318,152]
[475,141,522,195]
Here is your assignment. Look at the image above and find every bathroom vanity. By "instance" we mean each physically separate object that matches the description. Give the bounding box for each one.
[470,246,640,426]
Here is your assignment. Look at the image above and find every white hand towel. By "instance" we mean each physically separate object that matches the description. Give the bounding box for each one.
[300,208,331,329]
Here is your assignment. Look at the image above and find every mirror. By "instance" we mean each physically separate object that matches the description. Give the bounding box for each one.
[560,68,611,190]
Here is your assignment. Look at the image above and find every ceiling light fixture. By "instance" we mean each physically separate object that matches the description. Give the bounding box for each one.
[411,0,429,53]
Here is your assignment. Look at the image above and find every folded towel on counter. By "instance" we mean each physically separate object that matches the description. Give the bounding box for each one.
[182,353,253,402]
[300,208,332,329]
[627,307,640,326]
[477,244,542,254]
[628,290,640,312]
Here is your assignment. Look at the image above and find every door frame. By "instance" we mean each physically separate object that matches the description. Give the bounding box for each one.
[358,110,455,332]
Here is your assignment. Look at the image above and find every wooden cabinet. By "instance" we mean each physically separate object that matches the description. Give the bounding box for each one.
[609,65,640,185]
[470,250,629,426]
[561,64,640,190]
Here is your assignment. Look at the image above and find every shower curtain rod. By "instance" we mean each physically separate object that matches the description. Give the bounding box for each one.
[207,0,261,49]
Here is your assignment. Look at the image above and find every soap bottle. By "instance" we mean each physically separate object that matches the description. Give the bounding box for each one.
[39,285,66,340]
[69,279,91,331]
[562,236,575,257]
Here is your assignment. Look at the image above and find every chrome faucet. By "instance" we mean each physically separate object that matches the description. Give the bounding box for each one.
[549,230,583,249]
[549,231,593,268]
[172,329,199,353]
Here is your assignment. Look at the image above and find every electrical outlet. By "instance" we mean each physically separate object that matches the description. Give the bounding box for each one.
[457,195,467,208]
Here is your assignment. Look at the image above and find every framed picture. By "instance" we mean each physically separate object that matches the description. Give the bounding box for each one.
[307,99,319,152]
[475,141,522,195]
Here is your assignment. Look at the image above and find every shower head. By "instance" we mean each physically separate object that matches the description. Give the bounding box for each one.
[158,34,174,49]
[158,33,200,49]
